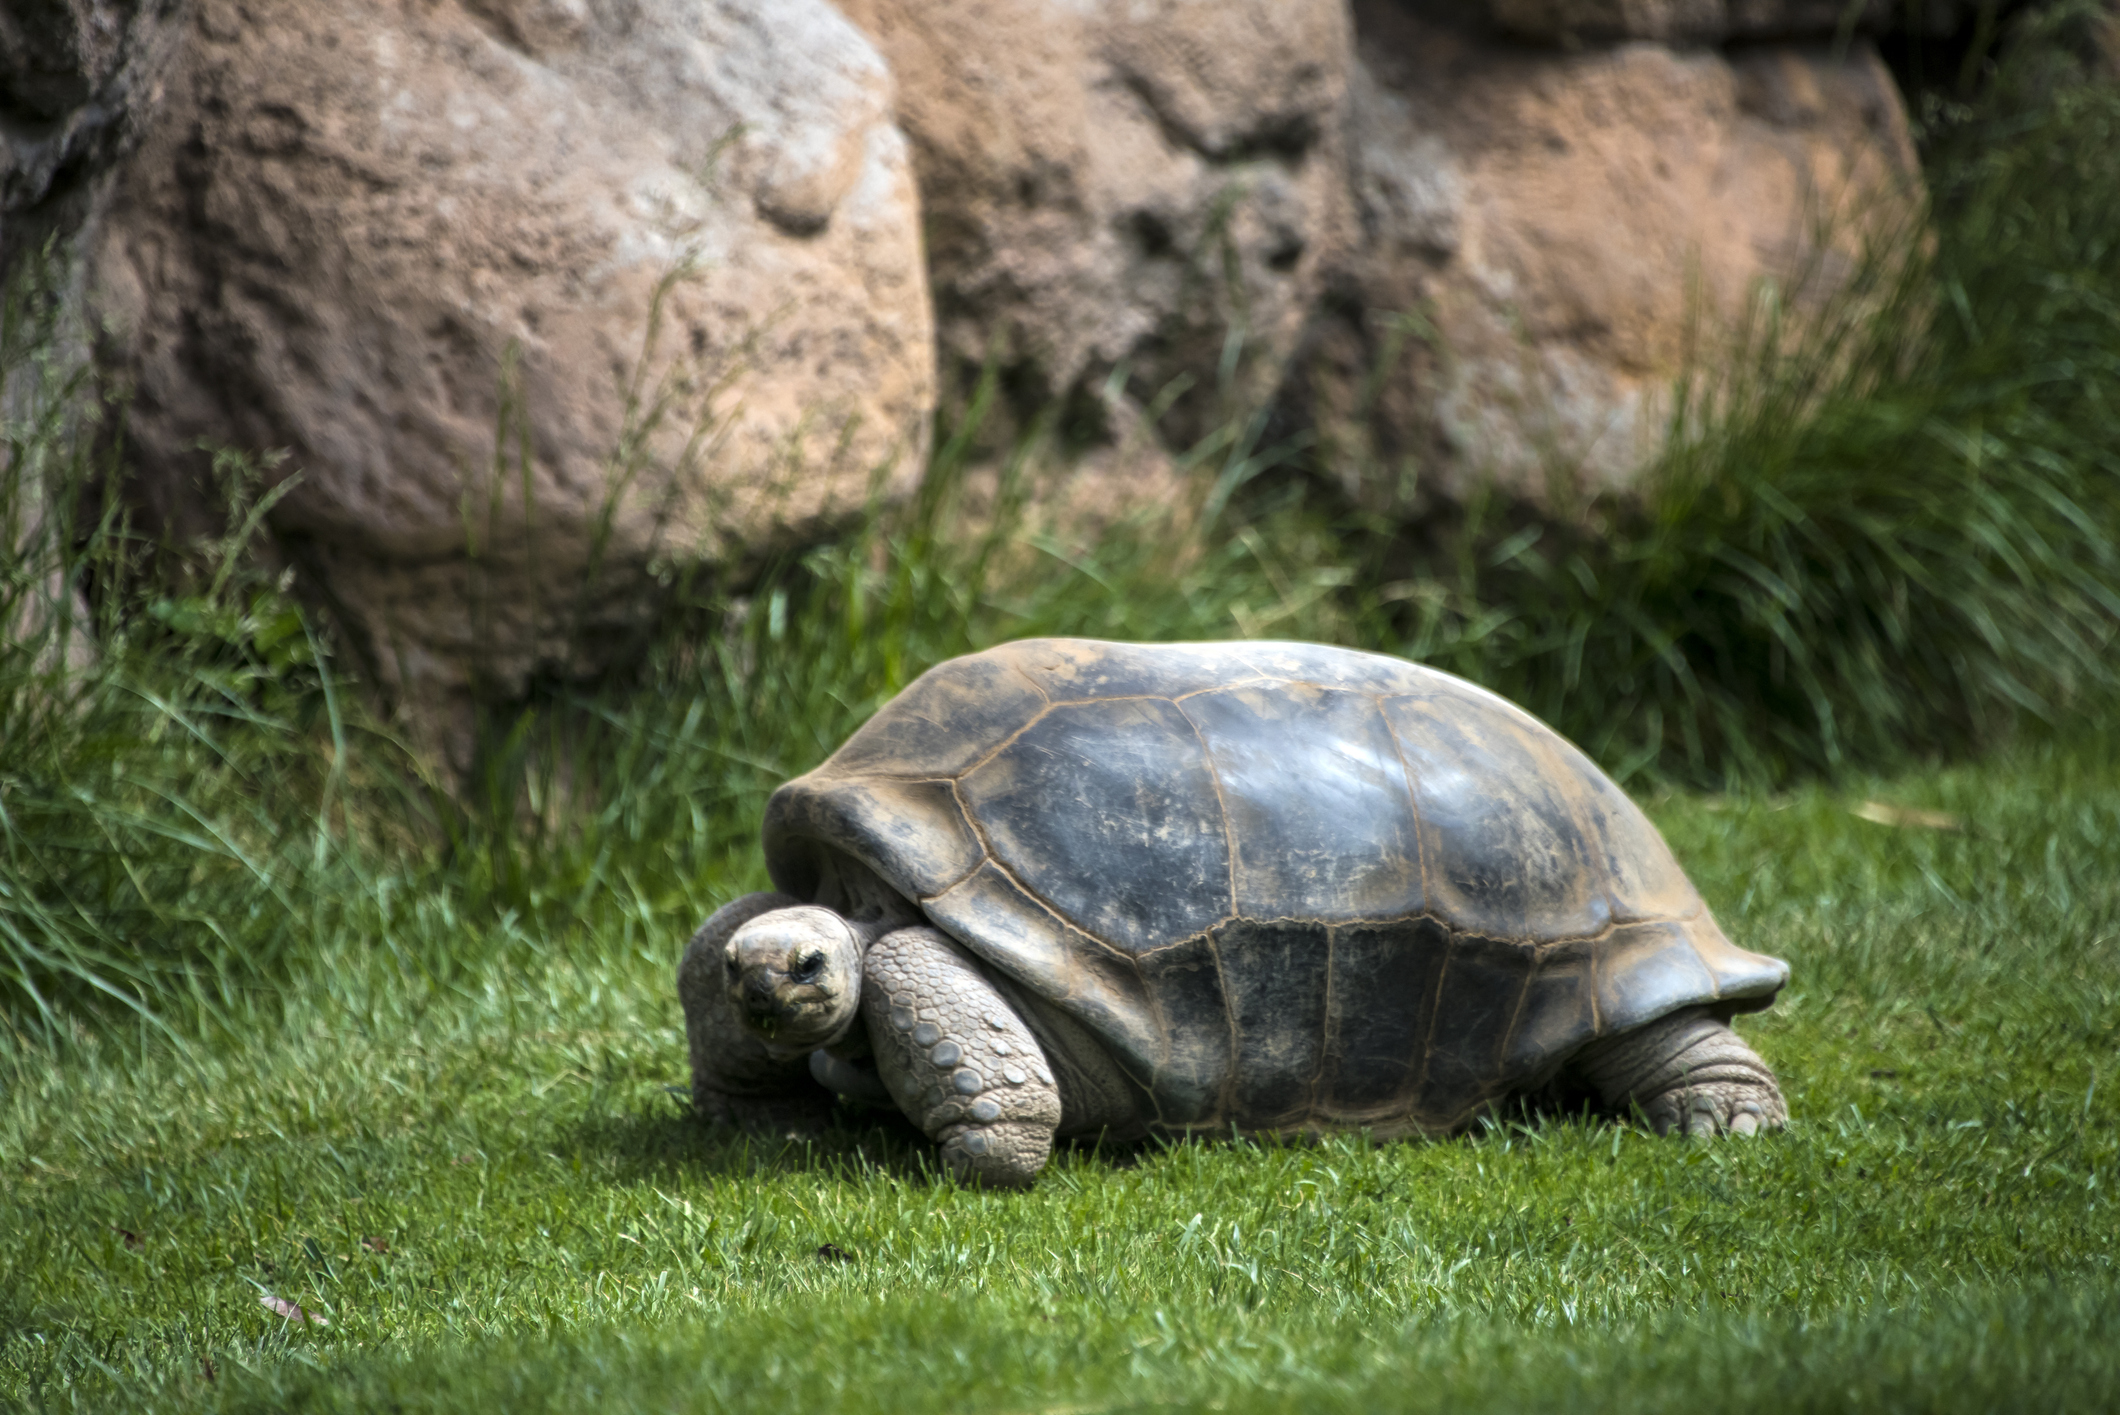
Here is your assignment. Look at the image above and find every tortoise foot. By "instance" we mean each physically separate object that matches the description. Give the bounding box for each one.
[1641,1082,1786,1139]
[939,1121,1051,1189]
[1571,1006,1788,1139]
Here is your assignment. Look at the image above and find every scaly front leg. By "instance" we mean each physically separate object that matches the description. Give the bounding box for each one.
[862,926,1063,1187]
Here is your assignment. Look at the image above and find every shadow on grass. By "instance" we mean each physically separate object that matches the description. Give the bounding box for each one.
[554,1093,943,1188]
[553,1088,1188,1193]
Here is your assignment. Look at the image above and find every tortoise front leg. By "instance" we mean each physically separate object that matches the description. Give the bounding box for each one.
[1571,1007,1788,1137]
[677,892,835,1132]
[861,926,1063,1188]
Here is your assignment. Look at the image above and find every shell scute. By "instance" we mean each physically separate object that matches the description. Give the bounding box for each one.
[1381,692,1612,942]
[959,697,1232,954]
[1179,683,1425,923]
[1593,921,1723,1036]
[826,653,1047,778]
[1416,933,1533,1127]
[1544,736,1700,923]
[1215,919,1333,1126]
[764,776,982,902]
[1317,918,1450,1119]
[1502,939,1599,1077]
[1217,640,1434,695]
[995,638,1264,704]
[1132,934,1233,1127]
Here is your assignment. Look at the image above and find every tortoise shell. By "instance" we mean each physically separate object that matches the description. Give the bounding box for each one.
[763,638,1786,1136]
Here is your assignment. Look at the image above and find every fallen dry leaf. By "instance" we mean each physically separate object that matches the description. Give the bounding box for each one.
[816,1243,855,1263]
[259,1292,328,1326]
[1852,801,1964,831]
[111,1225,142,1251]
[361,1236,390,1255]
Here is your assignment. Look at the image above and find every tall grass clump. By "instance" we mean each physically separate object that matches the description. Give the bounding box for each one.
[0,250,434,1036]
[1350,3,2120,784]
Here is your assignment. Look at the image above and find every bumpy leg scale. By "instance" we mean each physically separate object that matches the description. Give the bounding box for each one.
[862,926,1064,1187]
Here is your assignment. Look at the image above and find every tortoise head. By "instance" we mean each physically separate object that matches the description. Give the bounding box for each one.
[724,905,863,1050]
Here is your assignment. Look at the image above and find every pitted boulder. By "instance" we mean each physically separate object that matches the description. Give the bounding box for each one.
[85,0,935,763]
[1289,2,1926,514]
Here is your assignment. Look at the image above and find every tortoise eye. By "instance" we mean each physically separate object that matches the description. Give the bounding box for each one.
[794,952,825,982]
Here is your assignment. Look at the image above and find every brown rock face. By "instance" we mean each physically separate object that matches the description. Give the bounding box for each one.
[834,0,1357,446]
[1296,2,1923,510]
[0,0,185,269]
[87,0,935,749]
[23,0,1960,752]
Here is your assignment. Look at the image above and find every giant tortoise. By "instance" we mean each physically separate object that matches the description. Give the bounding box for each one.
[679,638,1789,1187]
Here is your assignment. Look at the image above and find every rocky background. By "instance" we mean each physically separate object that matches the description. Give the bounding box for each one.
[0,0,2032,752]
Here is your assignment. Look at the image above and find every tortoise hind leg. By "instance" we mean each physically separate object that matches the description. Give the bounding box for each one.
[862,926,1064,1187]
[678,892,836,1133]
[1570,1007,1788,1138]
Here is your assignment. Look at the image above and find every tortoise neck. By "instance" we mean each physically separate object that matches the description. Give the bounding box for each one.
[813,851,924,938]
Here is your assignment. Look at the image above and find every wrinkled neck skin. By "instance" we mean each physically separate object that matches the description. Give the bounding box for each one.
[810,852,922,933]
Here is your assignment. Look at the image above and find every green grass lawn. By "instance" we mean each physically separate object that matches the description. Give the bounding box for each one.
[5,731,2114,1413]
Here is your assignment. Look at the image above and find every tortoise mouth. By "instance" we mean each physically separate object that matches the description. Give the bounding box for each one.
[741,998,785,1037]
[734,975,851,1047]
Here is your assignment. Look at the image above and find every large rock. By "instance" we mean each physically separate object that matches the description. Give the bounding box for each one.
[833,0,1357,449]
[0,0,186,271]
[1292,2,1923,510]
[87,0,934,753]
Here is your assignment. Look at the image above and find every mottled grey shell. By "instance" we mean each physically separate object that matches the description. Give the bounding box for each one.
[763,638,1787,1136]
